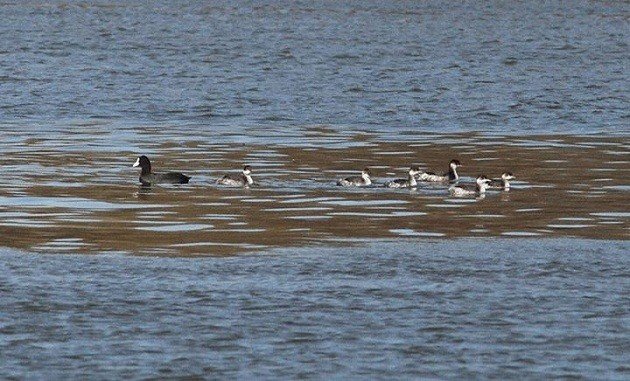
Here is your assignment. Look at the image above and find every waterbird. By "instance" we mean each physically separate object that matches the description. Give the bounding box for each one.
[337,168,372,187]
[385,166,421,188]
[217,165,254,187]
[133,155,190,186]
[449,175,492,197]
[488,172,515,190]
[418,159,462,182]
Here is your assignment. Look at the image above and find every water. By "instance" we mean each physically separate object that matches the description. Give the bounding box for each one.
[1,239,628,379]
[0,1,627,133]
[1,0,629,378]
[0,130,627,255]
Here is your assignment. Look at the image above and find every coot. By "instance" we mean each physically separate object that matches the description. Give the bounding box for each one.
[132,155,191,186]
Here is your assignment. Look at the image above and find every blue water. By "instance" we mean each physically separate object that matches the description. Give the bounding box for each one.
[1,0,627,134]
[1,1,629,378]
[1,239,628,379]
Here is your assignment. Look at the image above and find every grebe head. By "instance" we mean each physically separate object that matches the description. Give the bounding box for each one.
[476,175,492,186]
[362,168,371,177]
[501,172,515,180]
[243,165,252,175]
[409,165,421,176]
[449,159,462,169]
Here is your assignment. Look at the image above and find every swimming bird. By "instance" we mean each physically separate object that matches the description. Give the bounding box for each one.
[337,168,372,187]
[488,172,515,190]
[385,166,421,188]
[449,175,492,197]
[217,165,253,187]
[132,155,190,186]
[418,159,462,182]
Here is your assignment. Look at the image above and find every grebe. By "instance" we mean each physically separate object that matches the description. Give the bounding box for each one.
[337,168,372,187]
[385,166,421,188]
[132,155,190,186]
[449,175,492,197]
[418,159,462,182]
[217,165,254,187]
[488,172,515,190]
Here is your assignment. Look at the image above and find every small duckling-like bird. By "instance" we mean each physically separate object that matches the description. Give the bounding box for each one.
[449,175,492,197]
[488,172,515,190]
[337,168,372,187]
[133,155,191,186]
[385,166,421,188]
[217,165,254,187]
[418,159,462,182]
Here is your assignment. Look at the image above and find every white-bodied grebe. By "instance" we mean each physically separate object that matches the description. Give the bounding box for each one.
[488,172,515,190]
[418,159,461,182]
[217,165,253,187]
[337,168,372,187]
[385,166,421,188]
[449,175,492,197]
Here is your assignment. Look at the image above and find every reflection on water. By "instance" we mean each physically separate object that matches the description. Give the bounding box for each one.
[0,126,627,255]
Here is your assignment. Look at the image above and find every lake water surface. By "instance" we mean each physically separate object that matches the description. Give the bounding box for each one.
[2,239,629,379]
[1,0,627,134]
[1,0,628,379]
[0,127,628,255]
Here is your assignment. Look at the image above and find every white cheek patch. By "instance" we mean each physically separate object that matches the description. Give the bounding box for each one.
[133,158,140,167]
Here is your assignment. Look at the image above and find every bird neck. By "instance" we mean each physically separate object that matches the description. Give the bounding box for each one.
[449,165,458,180]
[408,173,417,186]
[141,164,151,176]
